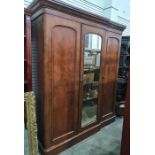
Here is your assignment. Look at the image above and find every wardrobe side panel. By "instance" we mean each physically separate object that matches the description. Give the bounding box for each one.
[31,16,45,145]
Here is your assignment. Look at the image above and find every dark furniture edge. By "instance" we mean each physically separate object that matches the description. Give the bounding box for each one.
[24,8,31,16]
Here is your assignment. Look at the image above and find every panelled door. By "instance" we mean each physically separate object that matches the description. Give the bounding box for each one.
[43,14,81,146]
[101,31,121,121]
[79,24,106,130]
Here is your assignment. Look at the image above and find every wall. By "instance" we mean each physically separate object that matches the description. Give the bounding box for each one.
[24,0,33,8]
[111,0,130,36]
[24,0,130,36]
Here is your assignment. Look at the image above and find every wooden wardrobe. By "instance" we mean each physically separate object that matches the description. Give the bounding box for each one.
[29,0,126,154]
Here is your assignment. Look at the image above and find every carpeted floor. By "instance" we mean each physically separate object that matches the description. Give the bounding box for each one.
[24,117,123,155]
[24,128,29,155]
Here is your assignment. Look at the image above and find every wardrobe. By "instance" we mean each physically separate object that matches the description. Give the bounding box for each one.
[29,0,126,154]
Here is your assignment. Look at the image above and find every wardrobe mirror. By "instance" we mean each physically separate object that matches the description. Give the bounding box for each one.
[81,34,102,127]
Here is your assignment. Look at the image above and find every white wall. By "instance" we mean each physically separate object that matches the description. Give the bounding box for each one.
[111,0,130,35]
[85,0,104,8]
[24,0,33,8]
[24,0,130,36]
[94,0,130,36]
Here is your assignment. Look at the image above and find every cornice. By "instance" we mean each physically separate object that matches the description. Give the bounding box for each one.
[28,0,126,31]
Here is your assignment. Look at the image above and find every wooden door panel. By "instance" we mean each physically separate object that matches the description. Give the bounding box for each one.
[53,26,76,139]
[79,24,106,130]
[43,14,81,145]
[101,32,121,119]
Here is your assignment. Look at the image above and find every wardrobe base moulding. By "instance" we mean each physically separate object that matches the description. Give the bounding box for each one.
[39,116,115,155]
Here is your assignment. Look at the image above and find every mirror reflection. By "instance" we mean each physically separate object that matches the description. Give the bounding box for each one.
[81,34,102,127]
[85,34,102,51]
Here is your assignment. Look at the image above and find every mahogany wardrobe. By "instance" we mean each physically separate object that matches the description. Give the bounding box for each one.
[29,0,125,154]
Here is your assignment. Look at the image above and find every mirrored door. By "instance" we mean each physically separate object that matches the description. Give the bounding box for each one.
[81,34,102,127]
